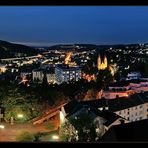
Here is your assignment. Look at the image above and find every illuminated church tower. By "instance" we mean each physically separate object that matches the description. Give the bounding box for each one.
[97,55,108,70]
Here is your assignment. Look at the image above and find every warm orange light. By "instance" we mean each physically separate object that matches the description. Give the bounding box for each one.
[0,67,7,73]
[64,52,72,65]
[98,55,108,70]
[81,73,96,82]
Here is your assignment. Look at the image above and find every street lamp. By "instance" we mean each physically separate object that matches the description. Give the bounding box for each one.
[52,135,59,140]
[17,114,24,118]
[0,124,5,129]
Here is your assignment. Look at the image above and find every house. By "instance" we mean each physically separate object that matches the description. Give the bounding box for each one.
[60,100,125,137]
[32,69,44,82]
[80,92,148,123]
[32,66,56,84]
[103,79,148,99]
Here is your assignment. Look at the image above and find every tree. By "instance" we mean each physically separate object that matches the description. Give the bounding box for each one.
[16,131,35,142]
[59,120,78,142]
[70,113,97,142]
[1,87,43,122]
[60,113,98,142]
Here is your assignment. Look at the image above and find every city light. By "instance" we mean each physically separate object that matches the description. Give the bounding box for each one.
[60,111,65,124]
[17,114,24,118]
[52,135,59,140]
[0,125,5,129]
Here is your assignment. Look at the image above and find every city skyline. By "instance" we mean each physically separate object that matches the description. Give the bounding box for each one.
[0,6,148,46]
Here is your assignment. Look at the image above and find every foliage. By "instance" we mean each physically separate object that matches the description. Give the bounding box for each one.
[16,131,35,142]
[69,113,97,142]
[59,120,78,142]
[96,68,114,90]
[60,113,100,142]
[43,121,56,130]
[1,83,43,122]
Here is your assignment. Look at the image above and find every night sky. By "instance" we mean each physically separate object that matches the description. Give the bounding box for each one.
[0,6,148,46]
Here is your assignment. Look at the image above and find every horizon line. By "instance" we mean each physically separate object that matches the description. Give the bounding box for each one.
[4,40,148,47]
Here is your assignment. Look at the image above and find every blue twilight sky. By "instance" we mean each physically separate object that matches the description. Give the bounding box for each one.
[0,6,148,46]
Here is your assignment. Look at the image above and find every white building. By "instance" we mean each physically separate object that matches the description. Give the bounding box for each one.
[32,69,44,82]
[115,103,147,123]
[32,67,56,84]
[126,72,142,80]
[55,64,81,84]
[81,92,148,123]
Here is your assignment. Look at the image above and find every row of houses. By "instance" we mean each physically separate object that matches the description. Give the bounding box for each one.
[102,79,148,99]
[80,92,148,123]
[58,91,148,140]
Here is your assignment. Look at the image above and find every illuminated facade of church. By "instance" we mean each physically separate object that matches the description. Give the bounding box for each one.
[97,55,108,70]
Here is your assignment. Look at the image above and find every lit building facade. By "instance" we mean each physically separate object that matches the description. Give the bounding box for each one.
[55,64,81,84]
[126,72,142,80]
[46,73,56,84]
[32,68,56,84]
[98,55,108,70]
[103,81,148,99]
[81,92,148,123]
[0,64,7,74]
[32,69,44,82]
[115,103,148,123]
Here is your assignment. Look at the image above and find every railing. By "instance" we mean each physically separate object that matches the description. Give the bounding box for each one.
[32,102,68,125]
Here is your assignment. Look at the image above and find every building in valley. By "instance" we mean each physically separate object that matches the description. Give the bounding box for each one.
[55,64,81,84]
[80,92,148,123]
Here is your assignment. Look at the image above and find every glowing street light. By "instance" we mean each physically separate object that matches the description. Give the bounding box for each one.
[52,135,59,140]
[17,114,24,118]
[0,125,5,129]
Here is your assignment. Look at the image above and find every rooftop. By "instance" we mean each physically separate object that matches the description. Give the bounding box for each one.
[101,118,148,142]
[80,92,148,112]
[56,64,81,71]
[109,79,147,87]
[63,100,122,127]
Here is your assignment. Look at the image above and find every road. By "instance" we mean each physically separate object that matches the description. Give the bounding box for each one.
[0,114,60,142]
[1,54,42,62]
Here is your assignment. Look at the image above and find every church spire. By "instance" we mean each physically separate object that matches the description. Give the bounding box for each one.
[97,54,108,70]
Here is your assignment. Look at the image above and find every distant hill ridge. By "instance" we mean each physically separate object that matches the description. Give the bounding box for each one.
[0,40,40,59]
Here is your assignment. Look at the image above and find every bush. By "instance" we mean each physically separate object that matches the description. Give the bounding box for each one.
[44,122,56,130]
[16,131,35,142]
